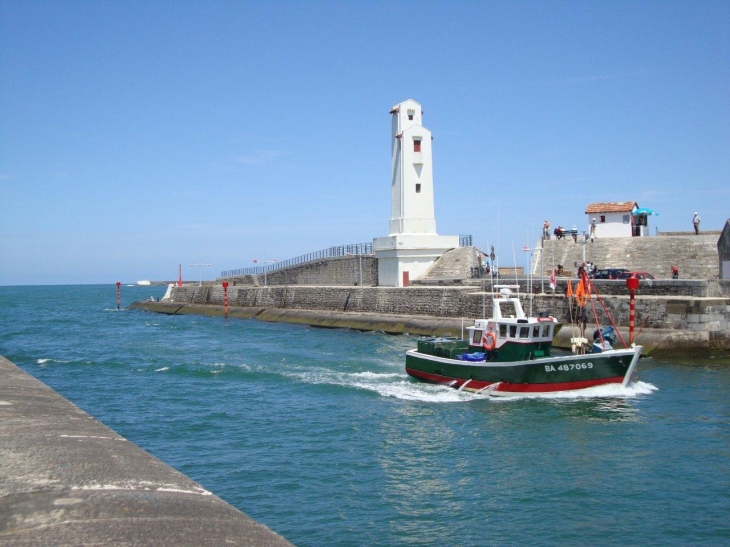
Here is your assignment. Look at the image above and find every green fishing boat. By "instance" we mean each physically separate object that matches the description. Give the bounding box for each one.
[405,285,641,395]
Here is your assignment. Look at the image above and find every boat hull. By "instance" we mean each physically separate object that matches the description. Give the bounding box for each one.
[405,347,641,394]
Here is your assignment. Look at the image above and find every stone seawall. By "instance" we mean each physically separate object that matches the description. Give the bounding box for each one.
[223,256,378,287]
[133,284,730,357]
[418,277,730,298]
[175,285,486,318]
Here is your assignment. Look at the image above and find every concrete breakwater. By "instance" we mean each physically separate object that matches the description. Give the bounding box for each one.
[131,282,730,358]
[0,355,294,546]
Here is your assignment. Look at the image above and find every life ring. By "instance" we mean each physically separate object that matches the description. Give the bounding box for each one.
[481,331,496,351]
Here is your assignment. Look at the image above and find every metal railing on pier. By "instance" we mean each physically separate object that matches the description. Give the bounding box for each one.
[221,235,474,278]
[459,235,473,247]
[221,242,374,278]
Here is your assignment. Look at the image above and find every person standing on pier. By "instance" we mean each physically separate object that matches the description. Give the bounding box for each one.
[543,220,550,240]
[590,218,597,241]
[693,212,701,234]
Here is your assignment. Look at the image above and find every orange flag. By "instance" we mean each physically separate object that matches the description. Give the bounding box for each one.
[566,279,574,297]
[575,278,587,305]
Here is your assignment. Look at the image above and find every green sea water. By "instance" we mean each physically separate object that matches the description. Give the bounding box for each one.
[1,285,729,546]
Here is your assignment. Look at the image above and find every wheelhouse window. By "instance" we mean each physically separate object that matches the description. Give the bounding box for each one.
[499,324,507,338]
[509,325,517,338]
[471,330,483,345]
[519,327,529,339]
[499,301,517,318]
[533,325,540,338]
[541,324,551,337]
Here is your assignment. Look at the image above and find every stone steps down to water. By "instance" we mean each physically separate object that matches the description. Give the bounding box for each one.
[401,233,720,286]
[532,233,720,280]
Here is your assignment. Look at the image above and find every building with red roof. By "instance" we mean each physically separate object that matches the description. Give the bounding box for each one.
[585,201,654,238]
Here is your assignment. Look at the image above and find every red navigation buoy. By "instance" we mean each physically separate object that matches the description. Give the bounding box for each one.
[222,281,229,318]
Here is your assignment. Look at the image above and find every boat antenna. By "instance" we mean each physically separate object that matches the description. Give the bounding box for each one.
[511,241,520,297]
[496,202,500,291]
[489,244,495,297]
[526,227,533,317]
[481,242,487,319]
[551,235,555,294]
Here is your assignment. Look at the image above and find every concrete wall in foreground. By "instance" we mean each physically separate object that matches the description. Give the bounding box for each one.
[0,355,294,546]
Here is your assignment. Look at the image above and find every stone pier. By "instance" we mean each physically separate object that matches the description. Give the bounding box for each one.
[0,355,294,546]
[131,280,730,358]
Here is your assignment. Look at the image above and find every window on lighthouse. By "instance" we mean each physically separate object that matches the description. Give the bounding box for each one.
[408,109,415,120]
[413,139,421,153]
[416,184,421,193]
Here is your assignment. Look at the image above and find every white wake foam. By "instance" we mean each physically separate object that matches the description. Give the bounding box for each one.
[36,358,71,365]
[285,365,658,404]
[285,368,480,402]
[490,381,658,401]
[355,380,476,402]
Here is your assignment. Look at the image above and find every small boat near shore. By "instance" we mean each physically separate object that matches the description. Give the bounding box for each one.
[405,285,641,395]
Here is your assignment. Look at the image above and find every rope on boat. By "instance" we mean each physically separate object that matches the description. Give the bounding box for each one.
[584,274,629,349]
[635,314,651,341]
[568,273,633,352]
[567,278,590,354]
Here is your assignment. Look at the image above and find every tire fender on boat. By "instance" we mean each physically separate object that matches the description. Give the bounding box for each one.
[481,331,496,351]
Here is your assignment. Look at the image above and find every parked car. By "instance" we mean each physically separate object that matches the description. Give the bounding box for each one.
[592,268,630,280]
[618,271,655,280]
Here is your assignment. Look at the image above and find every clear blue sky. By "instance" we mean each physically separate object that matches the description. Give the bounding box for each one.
[1,1,728,285]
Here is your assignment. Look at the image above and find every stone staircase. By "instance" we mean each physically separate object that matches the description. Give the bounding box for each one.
[532,233,720,279]
[419,246,480,281]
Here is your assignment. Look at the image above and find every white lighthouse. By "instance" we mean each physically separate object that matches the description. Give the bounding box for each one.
[373,99,459,287]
